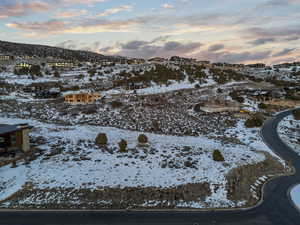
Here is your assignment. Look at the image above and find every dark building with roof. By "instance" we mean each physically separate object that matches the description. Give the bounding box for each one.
[0,124,33,156]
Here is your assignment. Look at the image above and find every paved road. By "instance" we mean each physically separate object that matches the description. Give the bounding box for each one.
[0,110,299,225]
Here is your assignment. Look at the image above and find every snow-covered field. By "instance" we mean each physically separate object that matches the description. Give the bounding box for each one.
[278,115,300,155]
[291,184,300,210]
[0,116,267,208]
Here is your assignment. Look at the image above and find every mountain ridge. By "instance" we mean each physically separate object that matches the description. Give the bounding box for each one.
[0,40,114,62]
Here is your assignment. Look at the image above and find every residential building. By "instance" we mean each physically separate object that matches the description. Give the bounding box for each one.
[148,57,166,64]
[47,61,74,68]
[15,62,32,69]
[64,93,101,104]
[0,124,33,155]
[0,55,13,61]
[126,82,147,90]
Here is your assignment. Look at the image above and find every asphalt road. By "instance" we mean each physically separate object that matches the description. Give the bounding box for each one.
[0,110,299,225]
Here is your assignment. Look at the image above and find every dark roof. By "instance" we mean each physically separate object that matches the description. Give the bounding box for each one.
[0,124,33,135]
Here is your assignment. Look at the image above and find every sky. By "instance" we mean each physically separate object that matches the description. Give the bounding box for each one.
[0,0,299,64]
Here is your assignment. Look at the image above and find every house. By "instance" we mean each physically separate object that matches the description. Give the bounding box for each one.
[197,61,210,65]
[0,124,33,156]
[169,56,196,65]
[47,61,74,69]
[148,57,166,64]
[64,93,101,104]
[246,63,266,68]
[0,55,13,61]
[15,62,32,69]
[34,88,61,99]
[126,82,147,90]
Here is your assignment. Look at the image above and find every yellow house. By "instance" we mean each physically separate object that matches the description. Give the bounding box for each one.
[64,93,101,104]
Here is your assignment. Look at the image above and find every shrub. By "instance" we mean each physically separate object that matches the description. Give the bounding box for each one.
[119,139,128,152]
[95,133,108,146]
[110,101,123,108]
[88,68,96,76]
[54,71,60,78]
[194,83,200,89]
[213,150,225,162]
[138,134,148,144]
[229,91,244,103]
[83,105,97,114]
[245,115,264,128]
[30,65,42,76]
[258,103,267,109]
[292,109,300,120]
[152,120,160,131]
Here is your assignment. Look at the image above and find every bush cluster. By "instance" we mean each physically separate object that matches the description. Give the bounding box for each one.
[245,115,264,128]
[138,134,148,144]
[229,91,244,103]
[119,139,128,152]
[110,101,123,108]
[292,109,300,120]
[213,150,225,162]
[95,133,108,146]
[258,103,268,109]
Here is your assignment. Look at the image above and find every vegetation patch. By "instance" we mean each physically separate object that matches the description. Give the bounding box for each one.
[0,183,211,210]
[226,153,287,207]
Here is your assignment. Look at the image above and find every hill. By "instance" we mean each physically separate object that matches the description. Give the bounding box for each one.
[0,40,113,62]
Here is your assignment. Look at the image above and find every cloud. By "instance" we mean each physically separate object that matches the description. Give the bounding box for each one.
[0,0,108,19]
[6,17,139,37]
[55,9,88,18]
[56,40,78,49]
[122,41,149,50]
[194,50,272,64]
[6,20,68,33]
[245,26,300,39]
[54,0,107,6]
[162,3,174,9]
[285,36,300,41]
[272,48,296,57]
[248,38,276,46]
[0,1,52,19]
[258,0,300,8]
[101,38,202,58]
[208,44,225,52]
[97,5,134,17]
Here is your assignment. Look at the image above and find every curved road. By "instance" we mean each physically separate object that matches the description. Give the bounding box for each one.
[0,110,300,225]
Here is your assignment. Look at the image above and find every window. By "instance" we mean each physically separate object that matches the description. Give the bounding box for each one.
[10,133,16,145]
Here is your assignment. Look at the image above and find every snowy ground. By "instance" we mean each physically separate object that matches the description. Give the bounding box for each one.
[0,116,267,208]
[291,184,300,210]
[278,115,300,155]
[224,119,287,166]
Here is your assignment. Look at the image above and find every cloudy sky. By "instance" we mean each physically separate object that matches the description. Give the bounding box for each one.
[0,0,299,64]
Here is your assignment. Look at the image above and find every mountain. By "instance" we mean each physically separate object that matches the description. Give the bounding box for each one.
[0,40,113,62]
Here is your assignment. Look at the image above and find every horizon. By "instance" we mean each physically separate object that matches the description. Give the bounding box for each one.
[0,0,299,64]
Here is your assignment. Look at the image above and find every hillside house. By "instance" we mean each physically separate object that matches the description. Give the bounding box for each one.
[148,57,166,64]
[246,63,266,68]
[47,61,74,69]
[64,93,101,104]
[197,100,241,113]
[197,61,210,65]
[0,124,33,156]
[34,88,61,99]
[126,82,147,90]
[0,55,13,61]
[15,62,32,70]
